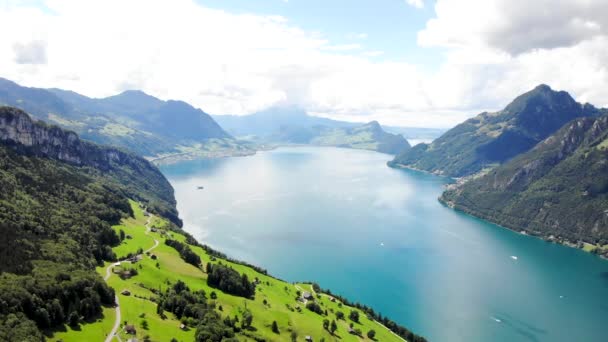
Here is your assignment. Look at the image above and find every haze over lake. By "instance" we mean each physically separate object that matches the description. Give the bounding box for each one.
[161,147,608,342]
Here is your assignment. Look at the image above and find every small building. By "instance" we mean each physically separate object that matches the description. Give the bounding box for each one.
[125,324,137,335]
[302,291,313,300]
[121,289,131,296]
[127,339,138,342]
[180,323,187,330]
[305,336,313,342]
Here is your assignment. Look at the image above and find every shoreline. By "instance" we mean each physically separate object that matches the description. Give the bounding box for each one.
[388,163,608,260]
[437,197,608,260]
[147,149,257,166]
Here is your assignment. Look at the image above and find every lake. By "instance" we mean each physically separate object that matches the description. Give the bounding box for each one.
[161,146,608,342]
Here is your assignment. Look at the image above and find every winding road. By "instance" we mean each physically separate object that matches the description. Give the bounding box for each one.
[104,215,158,342]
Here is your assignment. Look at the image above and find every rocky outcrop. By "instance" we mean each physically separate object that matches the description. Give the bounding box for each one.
[0,106,182,226]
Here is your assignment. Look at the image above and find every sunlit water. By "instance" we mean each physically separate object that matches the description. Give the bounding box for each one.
[161,146,608,342]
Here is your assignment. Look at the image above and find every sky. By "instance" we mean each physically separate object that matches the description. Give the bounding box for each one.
[1,0,607,128]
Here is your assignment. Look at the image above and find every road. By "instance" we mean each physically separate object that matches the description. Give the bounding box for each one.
[104,215,158,342]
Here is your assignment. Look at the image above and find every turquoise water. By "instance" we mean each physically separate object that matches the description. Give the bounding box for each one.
[161,147,608,342]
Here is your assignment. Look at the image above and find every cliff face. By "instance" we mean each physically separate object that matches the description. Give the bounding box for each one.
[0,106,182,225]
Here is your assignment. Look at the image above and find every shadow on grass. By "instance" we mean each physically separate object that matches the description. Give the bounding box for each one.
[43,305,113,338]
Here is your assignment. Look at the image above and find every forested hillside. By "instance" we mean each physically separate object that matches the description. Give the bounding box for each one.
[441,114,608,254]
[0,107,181,340]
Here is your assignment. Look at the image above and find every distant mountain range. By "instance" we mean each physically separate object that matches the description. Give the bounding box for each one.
[389,85,606,177]
[213,107,444,142]
[0,77,250,158]
[271,120,411,155]
[0,78,437,159]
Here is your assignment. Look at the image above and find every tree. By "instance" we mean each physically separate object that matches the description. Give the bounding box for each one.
[349,310,360,323]
[119,229,125,241]
[367,329,376,339]
[323,319,329,330]
[272,320,279,334]
[68,312,79,327]
[330,320,337,335]
[242,309,253,329]
[336,311,345,320]
[290,331,298,342]
[210,291,217,299]
[141,319,149,330]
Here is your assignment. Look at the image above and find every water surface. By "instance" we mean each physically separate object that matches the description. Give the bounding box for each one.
[161,147,608,342]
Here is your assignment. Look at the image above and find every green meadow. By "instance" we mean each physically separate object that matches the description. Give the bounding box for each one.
[53,201,405,342]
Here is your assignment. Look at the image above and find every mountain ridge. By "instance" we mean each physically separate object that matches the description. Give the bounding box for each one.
[389,84,605,177]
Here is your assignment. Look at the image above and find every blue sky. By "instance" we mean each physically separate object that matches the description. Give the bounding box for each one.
[1,0,607,128]
[201,0,443,68]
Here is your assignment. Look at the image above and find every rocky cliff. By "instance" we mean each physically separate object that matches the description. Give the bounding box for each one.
[0,106,181,225]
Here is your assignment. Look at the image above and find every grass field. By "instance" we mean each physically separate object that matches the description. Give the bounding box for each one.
[54,201,406,342]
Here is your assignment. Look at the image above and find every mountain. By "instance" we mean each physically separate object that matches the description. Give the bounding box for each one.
[213,106,444,142]
[0,77,249,159]
[0,107,426,342]
[389,85,604,177]
[0,106,179,338]
[213,106,356,137]
[274,120,411,154]
[440,114,608,254]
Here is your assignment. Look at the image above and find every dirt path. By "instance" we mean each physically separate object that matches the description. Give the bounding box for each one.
[104,215,158,342]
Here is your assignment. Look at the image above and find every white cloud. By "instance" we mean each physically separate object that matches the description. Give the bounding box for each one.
[0,0,607,129]
[419,0,608,55]
[406,0,424,9]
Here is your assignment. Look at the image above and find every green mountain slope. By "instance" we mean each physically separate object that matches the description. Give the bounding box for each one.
[273,121,411,155]
[440,114,608,255]
[0,106,180,339]
[389,85,604,177]
[0,78,251,159]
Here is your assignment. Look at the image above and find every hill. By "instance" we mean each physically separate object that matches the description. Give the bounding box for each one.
[273,121,411,154]
[0,78,251,159]
[213,107,442,144]
[389,85,604,177]
[0,107,425,341]
[440,114,608,256]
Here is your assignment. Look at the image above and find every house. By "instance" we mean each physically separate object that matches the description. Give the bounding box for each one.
[302,291,313,300]
[121,289,131,296]
[125,324,137,334]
